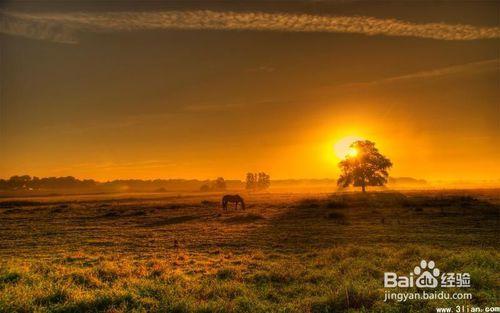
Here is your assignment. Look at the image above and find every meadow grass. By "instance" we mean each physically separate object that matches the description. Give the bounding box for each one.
[0,190,498,312]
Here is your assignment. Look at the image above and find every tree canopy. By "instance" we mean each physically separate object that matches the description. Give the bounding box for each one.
[337,140,392,192]
[246,172,271,191]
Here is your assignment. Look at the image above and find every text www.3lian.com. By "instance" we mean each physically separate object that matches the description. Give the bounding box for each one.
[436,306,500,312]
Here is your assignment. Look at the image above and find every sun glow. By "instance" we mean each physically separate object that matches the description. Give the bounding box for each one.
[334,135,363,159]
[347,147,358,157]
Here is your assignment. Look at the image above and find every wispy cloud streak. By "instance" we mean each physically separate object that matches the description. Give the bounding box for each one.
[1,10,499,43]
[338,59,498,89]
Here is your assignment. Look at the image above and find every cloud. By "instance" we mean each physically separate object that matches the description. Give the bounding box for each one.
[246,65,276,73]
[0,11,79,43]
[329,59,498,120]
[338,59,498,89]
[183,102,244,112]
[54,160,178,173]
[1,10,499,43]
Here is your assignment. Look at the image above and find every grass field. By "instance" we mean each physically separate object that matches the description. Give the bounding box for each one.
[0,190,498,312]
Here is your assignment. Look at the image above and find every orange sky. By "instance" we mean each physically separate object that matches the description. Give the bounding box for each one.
[0,1,499,182]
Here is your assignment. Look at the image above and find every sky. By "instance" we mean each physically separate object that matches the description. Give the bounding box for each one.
[0,1,499,182]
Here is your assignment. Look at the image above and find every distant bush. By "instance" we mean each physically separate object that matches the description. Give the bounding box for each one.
[199,184,210,192]
[199,177,227,192]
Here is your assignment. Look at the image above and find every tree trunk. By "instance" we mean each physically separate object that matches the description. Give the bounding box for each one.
[361,184,366,193]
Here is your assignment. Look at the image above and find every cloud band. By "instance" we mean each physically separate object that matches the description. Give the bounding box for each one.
[1,10,499,43]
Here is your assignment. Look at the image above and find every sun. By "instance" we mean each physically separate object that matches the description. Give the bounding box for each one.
[334,135,362,159]
[347,147,358,157]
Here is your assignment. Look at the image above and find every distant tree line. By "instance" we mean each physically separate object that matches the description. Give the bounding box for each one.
[0,173,274,193]
[0,175,97,191]
[0,175,239,192]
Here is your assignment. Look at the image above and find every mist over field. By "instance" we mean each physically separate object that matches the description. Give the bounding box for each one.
[0,175,432,196]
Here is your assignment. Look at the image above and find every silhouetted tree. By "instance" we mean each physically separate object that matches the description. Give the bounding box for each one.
[246,172,270,191]
[246,173,256,190]
[257,172,271,190]
[213,177,226,191]
[337,140,392,192]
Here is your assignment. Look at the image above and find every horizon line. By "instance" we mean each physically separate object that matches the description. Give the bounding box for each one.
[2,174,500,184]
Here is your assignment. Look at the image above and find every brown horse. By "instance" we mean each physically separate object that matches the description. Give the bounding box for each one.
[222,194,245,211]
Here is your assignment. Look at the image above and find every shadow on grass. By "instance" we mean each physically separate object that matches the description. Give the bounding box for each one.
[223,213,265,224]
